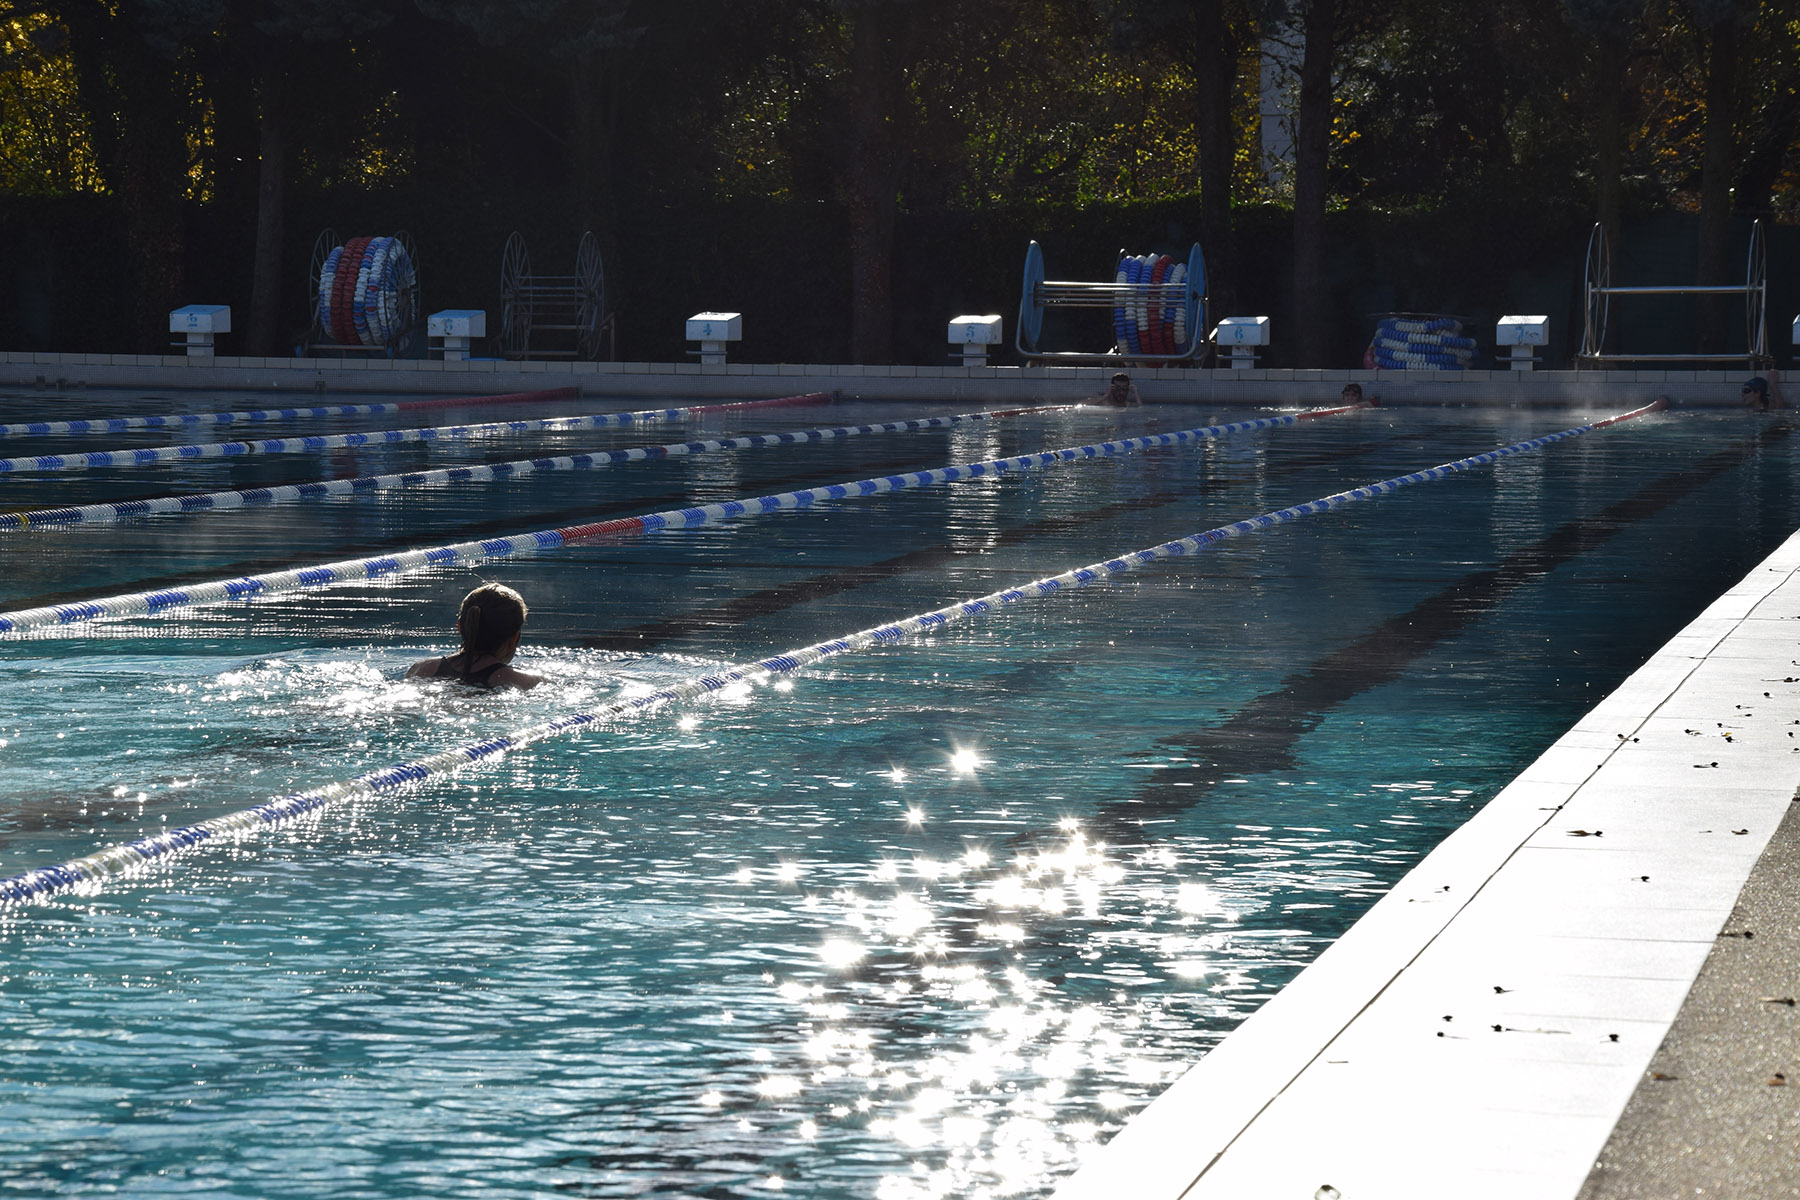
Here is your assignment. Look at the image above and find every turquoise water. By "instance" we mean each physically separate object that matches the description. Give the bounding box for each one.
[0,393,1795,1198]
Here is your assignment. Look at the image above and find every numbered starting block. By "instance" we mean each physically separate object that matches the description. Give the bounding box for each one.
[686,313,742,365]
[1496,315,1548,371]
[170,305,230,358]
[1212,316,1269,369]
[428,310,486,362]
[949,315,1002,366]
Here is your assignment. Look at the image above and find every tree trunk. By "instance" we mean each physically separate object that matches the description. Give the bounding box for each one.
[1695,8,1739,354]
[570,49,617,246]
[846,0,897,365]
[118,61,189,354]
[1193,0,1238,319]
[63,10,190,354]
[1291,0,1335,368]
[247,43,286,357]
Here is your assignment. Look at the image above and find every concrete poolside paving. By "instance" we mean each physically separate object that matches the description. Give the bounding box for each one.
[1055,527,1800,1198]
[1578,778,1800,1196]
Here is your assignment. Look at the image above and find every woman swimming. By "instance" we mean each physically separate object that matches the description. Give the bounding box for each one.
[406,582,543,690]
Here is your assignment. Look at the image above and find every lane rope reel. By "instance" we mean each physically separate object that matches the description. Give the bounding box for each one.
[1017,240,1205,363]
[309,230,420,352]
[1369,315,1476,370]
[1111,252,1189,358]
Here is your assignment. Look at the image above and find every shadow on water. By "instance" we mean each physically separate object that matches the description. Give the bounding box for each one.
[580,427,1463,654]
[1079,421,1795,844]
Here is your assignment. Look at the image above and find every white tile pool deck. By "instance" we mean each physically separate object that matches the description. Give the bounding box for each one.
[1054,530,1800,1199]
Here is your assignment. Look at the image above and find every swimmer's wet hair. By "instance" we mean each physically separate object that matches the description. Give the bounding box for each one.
[458,583,528,655]
[1343,383,1364,398]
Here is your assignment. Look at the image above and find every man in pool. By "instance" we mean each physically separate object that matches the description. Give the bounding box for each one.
[1104,372,1142,407]
[407,582,543,690]
[1340,382,1377,407]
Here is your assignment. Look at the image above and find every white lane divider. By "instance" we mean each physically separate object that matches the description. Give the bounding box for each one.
[0,386,582,439]
[0,391,837,475]
[0,405,1076,530]
[0,404,1367,635]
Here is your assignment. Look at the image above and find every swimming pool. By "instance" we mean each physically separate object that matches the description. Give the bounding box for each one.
[1,393,1794,1198]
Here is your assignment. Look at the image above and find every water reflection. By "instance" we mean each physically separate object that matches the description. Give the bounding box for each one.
[3,409,1793,1199]
[692,825,1242,1199]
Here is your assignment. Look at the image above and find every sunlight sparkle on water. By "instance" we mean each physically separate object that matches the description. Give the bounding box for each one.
[1176,881,1225,916]
[820,939,866,968]
[712,834,1260,1199]
[757,1076,803,1099]
[947,745,983,775]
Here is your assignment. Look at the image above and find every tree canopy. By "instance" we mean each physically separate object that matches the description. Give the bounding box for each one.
[3,0,1798,361]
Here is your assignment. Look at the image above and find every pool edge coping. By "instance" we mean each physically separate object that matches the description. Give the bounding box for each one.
[1052,525,1800,1199]
[0,354,1771,408]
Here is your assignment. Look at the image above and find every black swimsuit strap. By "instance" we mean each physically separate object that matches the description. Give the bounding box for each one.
[438,654,505,689]
[465,661,506,687]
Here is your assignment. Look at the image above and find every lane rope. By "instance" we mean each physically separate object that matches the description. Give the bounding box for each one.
[0,403,1371,636]
[2,404,1082,530]
[0,387,580,439]
[0,392,838,475]
[0,400,1665,905]
[0,387,838,440]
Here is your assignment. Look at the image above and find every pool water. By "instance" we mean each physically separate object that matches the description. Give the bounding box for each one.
[0,394,1794,1198]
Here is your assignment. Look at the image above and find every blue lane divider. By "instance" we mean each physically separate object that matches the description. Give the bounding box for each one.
[0,403,1370,635]
[0,387,585,440]
[0,393,837,475]
[0,404,1077,530]
[0,400,1666,906]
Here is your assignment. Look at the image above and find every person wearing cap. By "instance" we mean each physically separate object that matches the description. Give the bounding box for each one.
[1742,376,1782,411]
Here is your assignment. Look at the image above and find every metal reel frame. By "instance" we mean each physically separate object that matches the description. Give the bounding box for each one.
[307,228,340,340]
[1017,240,1046,353]
[575,231,605,362]
[388,230,421,348]
[1579,222,1611,363]
[500,231,533,357]
[1182,242,1207,359]
[1746,219,1769,366]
